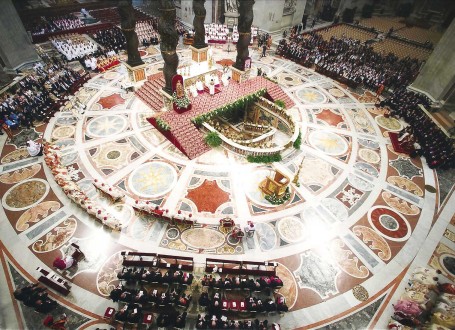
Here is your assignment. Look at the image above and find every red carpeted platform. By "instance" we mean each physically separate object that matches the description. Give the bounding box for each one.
[146,75,295,160]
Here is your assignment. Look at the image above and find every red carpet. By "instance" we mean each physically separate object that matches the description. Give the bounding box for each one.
[389,132,412,154]
[145,75,295,160]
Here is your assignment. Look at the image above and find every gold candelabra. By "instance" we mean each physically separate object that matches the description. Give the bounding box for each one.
[292,155,305,187]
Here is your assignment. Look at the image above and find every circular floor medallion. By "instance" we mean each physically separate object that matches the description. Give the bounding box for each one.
[328,88,344,98]
[180,228,225,249]
[379,214,399,231]
[368,206,411,242]
[296,88,327,104]
[3,179,49,211]
[425,185,437,193]
[358,139,379,150]
[375,115,403,132]
[86,115,128,138]
[277,217,305,243]
[51,125,75,140]
[309,130,349,156]
[166,228,179,240]
[354,114,369,127]
[107,150,121,160]
[128,162,177,198]
[321,198,349,222]
[103,71,121,80]
[354,162,379,177]
[348,173,374,192]
[255,223,277,251]
[359,148,380,164]
[352,285,369,301]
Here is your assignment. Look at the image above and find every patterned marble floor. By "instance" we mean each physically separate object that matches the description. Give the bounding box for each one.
[0,44,454,330]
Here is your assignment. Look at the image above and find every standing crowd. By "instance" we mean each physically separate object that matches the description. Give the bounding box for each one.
[276,31,421,90]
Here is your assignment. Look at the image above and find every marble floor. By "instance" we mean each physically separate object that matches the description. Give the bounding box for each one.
[0,44,454,330]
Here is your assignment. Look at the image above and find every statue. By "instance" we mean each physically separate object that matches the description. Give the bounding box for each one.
[234,0,255,71]
[158,0,179,94]
[192,0,207,49]
[176,80,184,98]
[117,0,144,67]
[225,0,239,12]
[172,74,191,113]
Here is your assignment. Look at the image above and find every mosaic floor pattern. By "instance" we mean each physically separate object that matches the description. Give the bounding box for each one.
[0,45,454,330]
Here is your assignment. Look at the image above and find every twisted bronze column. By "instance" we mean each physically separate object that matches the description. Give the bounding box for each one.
[192,0,207,49]
[117,0,144,67]
[234,0,255,71]
[158,0,179,94]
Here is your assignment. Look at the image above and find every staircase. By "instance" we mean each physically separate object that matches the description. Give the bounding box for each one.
[135,73,165,112]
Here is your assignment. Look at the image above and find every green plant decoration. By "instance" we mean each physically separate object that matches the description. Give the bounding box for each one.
[205,131,222,147]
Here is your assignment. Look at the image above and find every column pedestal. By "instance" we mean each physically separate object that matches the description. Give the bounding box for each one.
[231,66,251,84]
[224,12,240,27]
[190,46,209,63]
[123,62,147,83]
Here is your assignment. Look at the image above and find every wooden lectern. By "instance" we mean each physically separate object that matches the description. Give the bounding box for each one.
[260,170,290,198]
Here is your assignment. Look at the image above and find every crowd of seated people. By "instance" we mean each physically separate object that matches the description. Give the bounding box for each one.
[0,59,83,137]
[196,314,279,330]
[156,311,187,328]
[13,283,58,314]
[203,23,258,44]
[114,303,143,324]
[82,50,120,72]
[175,19,187,36]
[29,14,85,35]
[381,88,455,169]
[199,291,288,316]
[201,274,283,291]
[90,27,126,53]
[50,34,98,61]
[276,31,421,90]
[110,283,192,309]
[136,19,159,47]
[389,266,455,329]
[116,266,194,286]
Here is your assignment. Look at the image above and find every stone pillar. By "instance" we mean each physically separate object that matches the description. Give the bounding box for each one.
[158,0,179,94]
[0,0,39,70]
[409,19,455,103]
[192,0,207,49]
[233,0,255,72]
[118,0,144,67]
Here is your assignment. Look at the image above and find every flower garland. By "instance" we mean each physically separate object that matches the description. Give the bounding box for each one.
[172,91,191,109]
[191,88,267,126]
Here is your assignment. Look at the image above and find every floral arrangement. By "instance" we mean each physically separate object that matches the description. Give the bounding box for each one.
[265,187,291,205]
[156,118,170,131]
[204,131,222,147]
[172,91,191,109]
